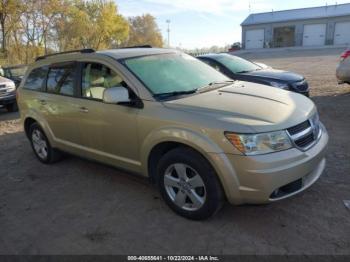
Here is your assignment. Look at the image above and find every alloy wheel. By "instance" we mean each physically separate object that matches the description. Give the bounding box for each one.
[164,163,206,211]
[32,129,48,160]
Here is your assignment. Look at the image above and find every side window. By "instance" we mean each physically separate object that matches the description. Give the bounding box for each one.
[208,60,222,72]
[200,58,222,72]
[82,63,124,100]
[23,67,48,91]
[47,65,76,96]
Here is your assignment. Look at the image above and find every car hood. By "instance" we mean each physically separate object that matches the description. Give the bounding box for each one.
[0,76,15,84]
[241,69,304,82]
[164,82,316,133]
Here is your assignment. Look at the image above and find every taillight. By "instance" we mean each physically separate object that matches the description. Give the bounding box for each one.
[340,50,350,61]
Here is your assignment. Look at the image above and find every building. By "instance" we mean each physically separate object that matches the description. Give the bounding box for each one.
[241,3,350,49]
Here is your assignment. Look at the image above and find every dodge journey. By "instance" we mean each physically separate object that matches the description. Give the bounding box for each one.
[17,48,328,220]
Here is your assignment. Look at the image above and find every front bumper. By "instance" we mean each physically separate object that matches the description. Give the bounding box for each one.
[0,93,16,105]
[209,123,328,205]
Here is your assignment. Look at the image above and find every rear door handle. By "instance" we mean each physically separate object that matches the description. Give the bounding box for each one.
[79,106,89,113]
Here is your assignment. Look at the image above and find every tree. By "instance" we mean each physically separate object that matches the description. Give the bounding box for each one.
[1,0,164,64]
[0,0,21,53]
[56,0,129,50]
[126,14,163,47]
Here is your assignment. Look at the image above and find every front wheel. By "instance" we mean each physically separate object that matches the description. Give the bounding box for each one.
[157,147,224,220]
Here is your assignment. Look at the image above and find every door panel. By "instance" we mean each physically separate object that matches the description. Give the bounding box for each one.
[41,62,82,146]
[41,93,83,146]
[303,24,326,46]
[77,99,140,170]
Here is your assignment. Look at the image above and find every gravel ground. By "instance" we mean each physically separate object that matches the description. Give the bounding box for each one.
[0,48,349,255]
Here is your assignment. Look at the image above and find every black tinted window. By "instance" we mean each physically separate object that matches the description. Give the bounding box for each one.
[23,67,47,91]
[47,66,76,96]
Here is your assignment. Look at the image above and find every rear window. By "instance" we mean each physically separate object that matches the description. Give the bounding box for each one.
[47,65,76,96]
[23,67,47,91]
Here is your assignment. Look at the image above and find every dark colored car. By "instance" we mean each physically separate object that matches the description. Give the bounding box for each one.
[198,54,309,96]
[1,64,27,87]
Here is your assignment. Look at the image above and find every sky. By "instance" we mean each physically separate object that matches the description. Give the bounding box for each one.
[117,0,350,49]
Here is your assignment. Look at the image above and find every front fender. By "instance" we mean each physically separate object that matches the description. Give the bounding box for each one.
[140,126,224,176]
[140,126,242,203]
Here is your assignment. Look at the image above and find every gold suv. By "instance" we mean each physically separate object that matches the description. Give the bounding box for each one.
[17,48,328,220]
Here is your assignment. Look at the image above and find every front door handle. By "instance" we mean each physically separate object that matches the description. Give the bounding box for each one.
[79,106,89,113]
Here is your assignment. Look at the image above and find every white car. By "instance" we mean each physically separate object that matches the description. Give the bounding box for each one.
[0,76,17,112]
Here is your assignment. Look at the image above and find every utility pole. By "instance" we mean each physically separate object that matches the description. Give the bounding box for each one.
[166,19,171,47]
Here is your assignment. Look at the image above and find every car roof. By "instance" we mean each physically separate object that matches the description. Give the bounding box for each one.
[197,53,234,59]
[31,48,180,67]
[98,48,179,59]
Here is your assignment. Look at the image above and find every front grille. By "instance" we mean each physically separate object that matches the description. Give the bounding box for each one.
[0,89,7,96]
[287,118,321,150]
[295,133,314,148]
[287,120,311,135]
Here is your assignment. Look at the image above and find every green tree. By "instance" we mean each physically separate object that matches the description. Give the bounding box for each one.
[126,14,163,47]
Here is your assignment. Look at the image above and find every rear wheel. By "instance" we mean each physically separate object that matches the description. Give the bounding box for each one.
[6,103,18,112]
[29,123,62,164]
[157,147,224,220]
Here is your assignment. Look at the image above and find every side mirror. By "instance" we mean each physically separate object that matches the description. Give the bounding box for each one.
[103,86,130,104]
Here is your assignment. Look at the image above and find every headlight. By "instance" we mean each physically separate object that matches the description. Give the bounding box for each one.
[225,130,292,155]
[311,112,319,124]
[6,82,16,92]
[270,81,289,89]
[311,112,321,137]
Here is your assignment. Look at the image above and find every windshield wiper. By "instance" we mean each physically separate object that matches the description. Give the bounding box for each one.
[236,70,252,74]
[154,89,198,99]
[198,80,234,93]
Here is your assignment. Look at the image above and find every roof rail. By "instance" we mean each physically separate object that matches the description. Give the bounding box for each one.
[120,45,152,49]
[35,49,95,61]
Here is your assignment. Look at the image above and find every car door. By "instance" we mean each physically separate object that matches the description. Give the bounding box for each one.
[76,61,140,172]
[41,61,83,147]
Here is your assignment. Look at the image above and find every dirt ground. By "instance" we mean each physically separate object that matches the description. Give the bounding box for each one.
[0,48,349,255]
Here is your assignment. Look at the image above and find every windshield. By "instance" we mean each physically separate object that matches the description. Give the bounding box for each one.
[214,54,261,73]
[123,53,230,96]
[5,67,27,78]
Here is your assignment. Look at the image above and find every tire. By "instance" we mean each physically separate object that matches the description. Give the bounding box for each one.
[157,147,224,220]
[6,103,18,112]
[29,123,62,164]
